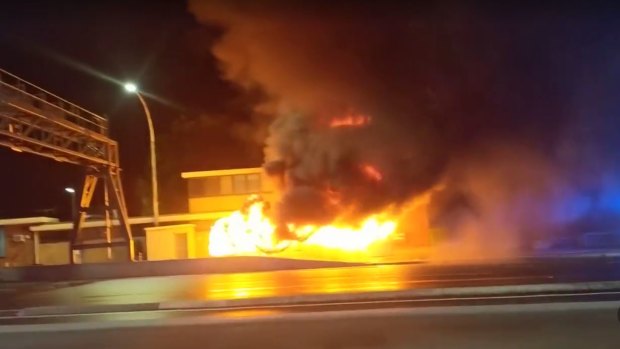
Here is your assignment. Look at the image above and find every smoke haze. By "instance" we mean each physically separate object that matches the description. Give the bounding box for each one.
[190,1,620,255]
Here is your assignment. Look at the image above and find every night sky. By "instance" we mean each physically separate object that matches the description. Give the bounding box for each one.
[0,0,260,218]
[2,0,620,248]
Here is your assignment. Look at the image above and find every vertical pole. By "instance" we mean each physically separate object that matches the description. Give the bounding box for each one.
[104,179,112,260]
[71,193,77,222]
[136,93,159,226]
[33,231,40,265]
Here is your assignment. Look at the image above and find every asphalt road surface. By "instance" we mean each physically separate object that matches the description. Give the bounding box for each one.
[1,257,620,310]
[1,299,619,348]
[1,258,620,348]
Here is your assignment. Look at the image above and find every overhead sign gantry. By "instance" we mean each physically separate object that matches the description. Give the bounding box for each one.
[0,68,133,263]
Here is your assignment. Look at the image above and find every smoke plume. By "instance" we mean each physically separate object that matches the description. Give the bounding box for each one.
[190,1,620,254]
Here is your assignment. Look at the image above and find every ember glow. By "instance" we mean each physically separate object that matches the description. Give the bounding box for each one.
[329,113,371,128]
[361,164,383,182]
[208,195,398,257]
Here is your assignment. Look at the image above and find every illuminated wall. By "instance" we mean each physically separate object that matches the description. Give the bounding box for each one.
[181,168,277,258]
[182,168,277,214]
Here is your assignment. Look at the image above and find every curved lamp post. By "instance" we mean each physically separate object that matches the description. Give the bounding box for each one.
[124,82,159,226]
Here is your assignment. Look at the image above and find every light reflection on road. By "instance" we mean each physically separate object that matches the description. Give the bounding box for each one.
[217,309,283,319]
[201,265,409,301]
[16,265,413,307]
[13,263,555,308]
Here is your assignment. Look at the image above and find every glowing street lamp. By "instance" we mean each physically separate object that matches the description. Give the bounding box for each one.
[123,82,159,226]
[64,187,76,194]
[123,82,138,93]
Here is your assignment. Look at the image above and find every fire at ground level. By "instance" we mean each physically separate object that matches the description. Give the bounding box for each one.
[207,193,432,262]
[204,191,620,263]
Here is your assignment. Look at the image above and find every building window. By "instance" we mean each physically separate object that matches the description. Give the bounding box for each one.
[189,177,220,198]
[189,173,263,198]
[204,177,220,196]
[232,174,247,194]
[220,176,233,195]
[247,173,261,192]
[232,174,262,194]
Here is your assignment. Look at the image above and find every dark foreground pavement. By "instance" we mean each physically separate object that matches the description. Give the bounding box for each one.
[2,257,620,348]
[3,256,620,311]
[1,299,619,349]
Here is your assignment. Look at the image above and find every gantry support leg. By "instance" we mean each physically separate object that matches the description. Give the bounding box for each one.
[69,168,134,264]
[69,173,98,264]
[104,176,112,260]
[105,167,134,261]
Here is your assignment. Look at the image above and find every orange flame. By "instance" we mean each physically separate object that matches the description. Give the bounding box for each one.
[208,196,398,258]
[330,113,371,128]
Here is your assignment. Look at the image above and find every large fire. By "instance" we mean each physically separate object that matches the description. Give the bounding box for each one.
[208,195,399,258]
[208,111,422,260]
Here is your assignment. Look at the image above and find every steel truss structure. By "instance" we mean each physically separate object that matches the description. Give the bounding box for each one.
[0,68,133,263]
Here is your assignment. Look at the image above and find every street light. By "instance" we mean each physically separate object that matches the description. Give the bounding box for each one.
[124,82,159,226]
[65,187,77,222]
[123,82,137,93]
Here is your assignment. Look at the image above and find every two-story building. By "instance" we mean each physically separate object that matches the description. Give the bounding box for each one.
[179,167,277,257]
[182,167,276,216]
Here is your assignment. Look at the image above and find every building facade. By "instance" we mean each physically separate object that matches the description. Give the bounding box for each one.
[0,217,58,266]
[182,167,277,214]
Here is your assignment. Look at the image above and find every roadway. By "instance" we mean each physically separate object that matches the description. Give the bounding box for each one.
[1,256,620,311]
[0,298,619,348]
[1,257,620,347]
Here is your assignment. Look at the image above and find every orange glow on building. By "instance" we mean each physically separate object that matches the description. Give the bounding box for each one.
[181,167,433,262]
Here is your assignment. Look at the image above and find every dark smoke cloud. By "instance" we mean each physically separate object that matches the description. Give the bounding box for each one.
[190,1,620,251]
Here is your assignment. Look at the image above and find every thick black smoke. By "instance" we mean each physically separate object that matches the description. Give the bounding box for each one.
[190,1,620,251]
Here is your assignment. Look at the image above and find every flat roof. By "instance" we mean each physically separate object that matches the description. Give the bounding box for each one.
[181,167,263,179]
[0,217,59,226]
[30,212,229,232]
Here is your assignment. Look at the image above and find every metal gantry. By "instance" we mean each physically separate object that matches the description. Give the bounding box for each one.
[0,68,134,263]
